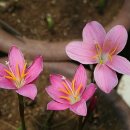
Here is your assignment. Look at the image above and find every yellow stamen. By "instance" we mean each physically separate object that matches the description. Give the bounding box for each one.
[23,72,28,77]
[59,88,70,95]
[4,69,15,77]
[75,84,82,97]
[16,64,20,78]
[95,44,104,64]
[72,79,75,92]
[60,96,70,101]
[62,82,71,94]
[74,96,79,101]
[4,62,28,88]
[4,76,16,80]
[91,54,98,59]
[110,46,118,56]
[4,69,16,79]
[95,44,102,56]
[21,63,27,78]
[99,59,103,64]
[108,54,112,61]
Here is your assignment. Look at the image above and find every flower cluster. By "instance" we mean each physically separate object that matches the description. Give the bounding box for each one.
[46,21,130,116]
[0,21,129,118]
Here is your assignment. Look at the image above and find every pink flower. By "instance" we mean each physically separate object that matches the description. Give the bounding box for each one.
[0,46,43,100]
[46,65,96,116]
[66,21,130,93]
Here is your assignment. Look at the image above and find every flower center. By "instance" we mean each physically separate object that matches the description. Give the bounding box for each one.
[92,43,109,64]
[59,78,82,104]
[4,62,28,88]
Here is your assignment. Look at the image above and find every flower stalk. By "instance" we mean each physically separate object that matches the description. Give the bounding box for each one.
[78,116,83,130]
[44,111,55,130]
[18,94,26,130]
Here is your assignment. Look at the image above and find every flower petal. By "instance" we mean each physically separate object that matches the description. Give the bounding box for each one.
[50,74,72,91]
[47,101,69,110]
[82,83,96,101]
[70,100,87,116]
[9,46,25,74]
[94,64,118,93]
[103,25,128,54]
[73,64,87,93]
[16,84,37,100]
[106,55,130,75]
[66,41,97,64]
[50,74,67,89]
[0,77,16,89]
[45,86,70,104]
[82,21,106,47]
[0,63,8,76]
[25,56,43,84]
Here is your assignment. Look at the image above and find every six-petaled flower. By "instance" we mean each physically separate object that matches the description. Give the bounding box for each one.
[0,46,43,100]
[66,21,130,93]
[46,65,96,116]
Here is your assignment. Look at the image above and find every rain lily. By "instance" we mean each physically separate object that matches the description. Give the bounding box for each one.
[66,21,130,93]
[0,46,43,100]
[46,64,96,116]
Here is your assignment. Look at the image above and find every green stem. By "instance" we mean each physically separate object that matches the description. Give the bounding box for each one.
[46,111,55,124]
[98,0,107,14]
[78,116,83,130]
[51,115,75,128]
[44,111,55,130]
[18,94,26,130]
[82,65,96,129]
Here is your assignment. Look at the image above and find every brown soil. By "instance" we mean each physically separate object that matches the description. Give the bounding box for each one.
[0,69,127,130]
[0,0,123,41]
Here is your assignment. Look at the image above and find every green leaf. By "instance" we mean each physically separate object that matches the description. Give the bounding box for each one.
[97,0,107,14]
[46,14,54,30]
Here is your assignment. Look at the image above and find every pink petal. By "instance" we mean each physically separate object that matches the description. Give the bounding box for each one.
[82,21,106,47]
[25,56,43,84]
[47,101,69,110]
[103,25,128,54]
[106,55,130,75]
[45,86,70,104]
[0,63,8,76]
[50,74,67,89]
[9,46,25,75]
[0,77,16,89]
[16,84,37,100]
[82,83,96,101]
[50,74,72,93]
[73,64,87,93]
[94,64,118,93]
[66,41,97,64]
[70,100,87,116]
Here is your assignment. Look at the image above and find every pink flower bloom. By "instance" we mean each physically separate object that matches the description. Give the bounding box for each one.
[46,65,96,116]
[0,46,43,100]
[66,21,130,93]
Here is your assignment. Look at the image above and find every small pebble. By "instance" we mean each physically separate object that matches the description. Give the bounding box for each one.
[0,2,7,8]
[8,113,12,119]
[12,13,16,16]
[51,0,56,5]
[83,0,88,4]
[17,19,21,23]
